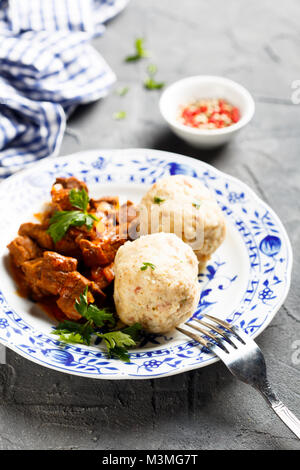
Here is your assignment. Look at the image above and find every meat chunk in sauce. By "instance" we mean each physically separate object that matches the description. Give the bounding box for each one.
[39,252,104,320]
[21,251,103,319]
[21,258,48,300]
[7,236,42,267]
[19,222,54,250]
[54,231,83,258]
[56,272,94,321]
[79,236,125,267]
[40,251,78,295]
[55,177,88,192]
[89,196,119,216]
[91,263,115,290]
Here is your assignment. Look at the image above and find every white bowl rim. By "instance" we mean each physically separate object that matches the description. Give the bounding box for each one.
[159,75,255,136]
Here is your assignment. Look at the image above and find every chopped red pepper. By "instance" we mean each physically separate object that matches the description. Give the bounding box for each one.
[231,107,240,123]
[179,98,240,130]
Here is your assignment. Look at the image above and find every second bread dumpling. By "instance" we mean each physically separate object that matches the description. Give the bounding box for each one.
[137,175,226,270]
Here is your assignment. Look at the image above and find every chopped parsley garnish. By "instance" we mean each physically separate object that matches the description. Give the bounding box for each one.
[192,201,202,209]
[75,286,115,328]
[116,86,129,96]
[140,262,156,271]
[47,211,96,244]
[69,188,89,211]
[144,64,165,90]
[97,330,136,362]
[47,188,98,243]
[144,78,165,90]
[153,196,165,204]
[147,64,157,75]
[122,323,142,342]
[125,38,149,62]
[52,319,94,345]
[113,110,126,120]
[98,323,142,361]
[52,287,141,362]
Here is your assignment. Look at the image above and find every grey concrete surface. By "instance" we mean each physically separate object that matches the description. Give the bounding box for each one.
[1,0,300,450]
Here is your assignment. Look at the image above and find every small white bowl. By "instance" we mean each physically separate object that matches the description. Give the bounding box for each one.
[159,75,255,148]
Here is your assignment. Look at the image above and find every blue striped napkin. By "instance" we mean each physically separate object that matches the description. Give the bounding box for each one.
[0,0,128,178]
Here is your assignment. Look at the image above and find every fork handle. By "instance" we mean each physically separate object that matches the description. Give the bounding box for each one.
[269,400,300,439]
[259,386,300,439]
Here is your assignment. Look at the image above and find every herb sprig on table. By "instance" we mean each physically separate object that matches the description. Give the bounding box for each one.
[144,64,165,90]
[117,39,165,120]
[115,86,129,96]
[125,38,149,62]
[52,287,142,362]
[47,188,98,243]
[113,110,126,120]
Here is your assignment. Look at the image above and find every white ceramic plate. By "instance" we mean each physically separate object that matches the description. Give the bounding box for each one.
[0,149,292,379]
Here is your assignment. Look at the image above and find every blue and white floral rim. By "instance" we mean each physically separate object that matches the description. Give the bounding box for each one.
[0,149,293,379]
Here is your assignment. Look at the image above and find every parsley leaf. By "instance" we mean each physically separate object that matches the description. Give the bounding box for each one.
[192,202,202,209]
[144,64,165,90]
[69,188,89,211]
[47,210,89,243]
[153,196,165,204]
[113,110,126,120]
[136,38,148,58]
[75,286,115,327]
[74,285,89,316]
[98,330,135,349]
[110,323,142,361]
[147,63,157,75]
[108,346,131,362]
[84,212,98,228]
[54,331,88,344]
[140,262,156,271]
[47,189,98,243]
[125,38,149,62]
[85,304,115,327]
[144,78,165,90]
[52,319,94,345]
[97,330,136,362]
[116,86,129,96]
[122,323,142,342]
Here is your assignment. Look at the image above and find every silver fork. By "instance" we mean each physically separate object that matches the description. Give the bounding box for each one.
[177,313,300,439]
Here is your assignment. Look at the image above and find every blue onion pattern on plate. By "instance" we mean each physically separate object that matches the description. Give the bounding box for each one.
[0,149,292,379]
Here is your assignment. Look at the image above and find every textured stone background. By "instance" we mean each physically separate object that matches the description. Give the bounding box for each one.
[0,0,300,450]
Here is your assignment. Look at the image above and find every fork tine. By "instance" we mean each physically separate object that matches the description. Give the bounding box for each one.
[176,326,212,350]
[193,318,237,348]
[185,322,230,353]
[203,313,233,330]
[203,313,245,344]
